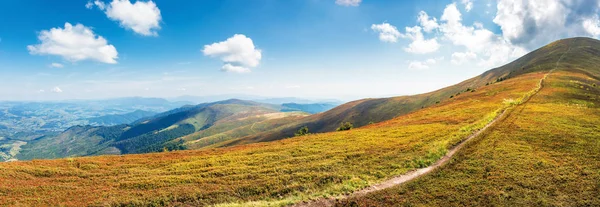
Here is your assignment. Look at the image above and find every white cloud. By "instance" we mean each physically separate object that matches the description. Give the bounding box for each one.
[51,87,63,93]
[176,88,186,91]
[85,1,94,9]
[92,0,162,36]
[93,0,106,10]
[418,11,439,33]
[203,34,262,73]
[400,26,441,54]
[371,23,401,43]
[221,64,251,73]
[461,0,474,12]
[439,3,526,67]
[408,57,442,70]
[335,0,361,7]
[451,52,477,65]
[50,63,64,68]
[583,15,600,36]
[494,0,600,48]
[371,21,440,54]
[376,1,600,70]
[27,23,118,64]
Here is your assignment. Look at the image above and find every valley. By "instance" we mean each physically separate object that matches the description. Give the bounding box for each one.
[0,99,335,161]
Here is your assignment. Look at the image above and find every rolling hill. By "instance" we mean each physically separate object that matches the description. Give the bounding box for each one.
[281,103,338,114]
[336,37,600,206]
[0,37,599,206]
[219,38,585,147]
[86,110,157,126]
[14,99,307,160]
[218,37,600,147]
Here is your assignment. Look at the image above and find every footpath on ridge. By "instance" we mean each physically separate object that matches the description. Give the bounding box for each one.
[291,45,571,207]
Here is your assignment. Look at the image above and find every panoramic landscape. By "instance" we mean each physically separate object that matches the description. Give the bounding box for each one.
[1,0,600,206]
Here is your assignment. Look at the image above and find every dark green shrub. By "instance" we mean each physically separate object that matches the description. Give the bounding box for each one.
[336,122,353,131]
[294,126,310,136]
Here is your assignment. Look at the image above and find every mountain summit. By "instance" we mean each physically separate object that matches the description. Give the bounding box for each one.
[225,37,600,146]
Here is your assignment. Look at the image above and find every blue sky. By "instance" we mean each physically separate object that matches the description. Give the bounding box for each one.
[0,0,599,101]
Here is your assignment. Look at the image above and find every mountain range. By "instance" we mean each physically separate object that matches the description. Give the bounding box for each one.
[1,37,599,206]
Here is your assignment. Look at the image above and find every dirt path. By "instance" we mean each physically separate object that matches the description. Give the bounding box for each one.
[250,122,257,133]
[291,109,509,207]
[291,45,573,207]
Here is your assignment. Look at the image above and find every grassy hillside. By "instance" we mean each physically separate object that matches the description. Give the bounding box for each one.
[0,69,542,206]
[15,100,305,160]
[332,37,600,206]
[224,40,586,146]
[336,71,600,206]
[1,37,599,206]
[172,111,307,150]
[87,110,157,126]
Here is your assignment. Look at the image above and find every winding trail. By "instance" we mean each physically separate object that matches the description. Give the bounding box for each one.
[250,122,257,133]
[291,45,572,207]
[291,109,509,207]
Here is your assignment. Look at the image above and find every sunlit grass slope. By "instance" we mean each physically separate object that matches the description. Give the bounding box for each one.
[335,49,600,205]
[16,100,302,160]
[225,38,597,147]
[0,71,542,206]
[172,111,307,150]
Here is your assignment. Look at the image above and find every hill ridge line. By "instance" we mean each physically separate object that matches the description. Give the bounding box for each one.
[290,45,573,207]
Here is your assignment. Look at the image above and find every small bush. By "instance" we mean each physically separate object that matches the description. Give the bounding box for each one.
[336,122,353,131]
[294,126,310,136]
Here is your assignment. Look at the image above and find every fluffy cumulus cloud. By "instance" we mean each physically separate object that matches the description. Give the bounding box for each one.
[583,15,600,36]
[400,26,441,54]
[203,34,262,73]
[438,3,526,67]
[373,0,600,70]
[372,14,441,54]
[371,23,401,43]
[494,0,600,48]
[335,0,361,7]
[382,3,525,68]
[27,23,118,64]
[90,0,162,36]
[418,11,439,32]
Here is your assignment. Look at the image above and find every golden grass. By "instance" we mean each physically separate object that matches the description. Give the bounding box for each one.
[336,71,600,206]
[0,72,544,206]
